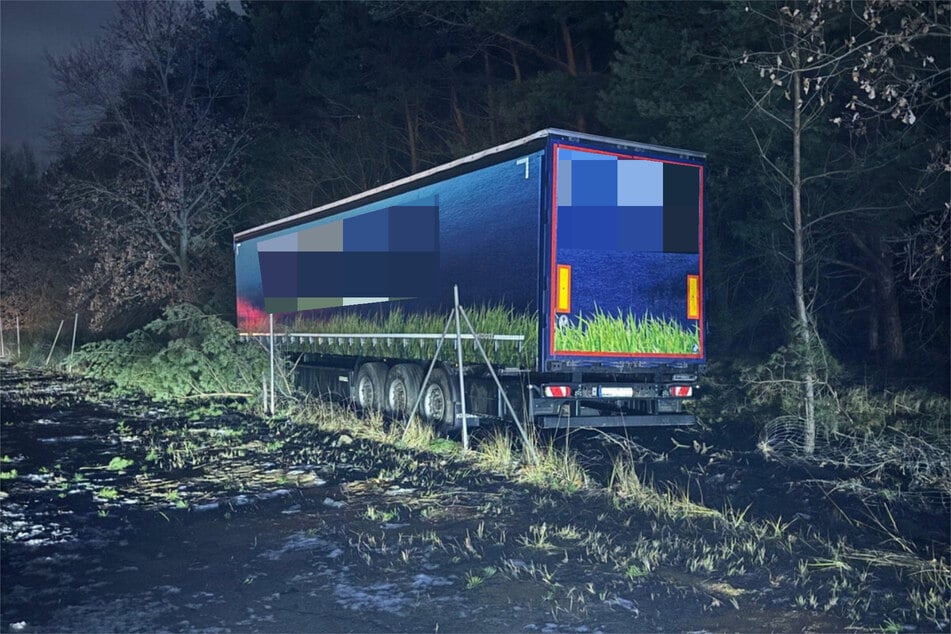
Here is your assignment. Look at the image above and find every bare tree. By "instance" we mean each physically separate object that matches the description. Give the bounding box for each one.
[50,1,251,329]
[738,0,948,453]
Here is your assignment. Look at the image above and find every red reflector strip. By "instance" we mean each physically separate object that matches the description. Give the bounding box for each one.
[544,386,572,397]
[669,386,693,397]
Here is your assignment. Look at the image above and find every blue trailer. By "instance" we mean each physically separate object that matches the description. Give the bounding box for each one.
[234,129,705,429]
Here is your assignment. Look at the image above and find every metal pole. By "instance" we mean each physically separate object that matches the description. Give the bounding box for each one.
[0,315,5,357]
[458,305,538,465]
[269,313,275,415]
[45,320,65,367]
[68,313,79,372]
[403,312,455,441]
[16,315,21,358]
[453,285,469,451]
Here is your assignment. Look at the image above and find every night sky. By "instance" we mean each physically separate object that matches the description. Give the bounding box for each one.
[0,0,117,162]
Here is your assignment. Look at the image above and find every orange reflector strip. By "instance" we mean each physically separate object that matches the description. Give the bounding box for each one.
[556,264,572,313]
[687,275,700,320]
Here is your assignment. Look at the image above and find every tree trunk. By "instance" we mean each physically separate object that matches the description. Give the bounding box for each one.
[792,68,817,455]
[484,52,497,144]
[852,232,905,362]
[559,18,578,77]
[874,238,905,362]
[507,44,522,83]
[450,85,466,145]
[403,96,418,174]
[179,226,190,278]
[868,284,880,356]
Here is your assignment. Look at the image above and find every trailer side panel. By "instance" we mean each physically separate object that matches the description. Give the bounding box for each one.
[235,151,545,363]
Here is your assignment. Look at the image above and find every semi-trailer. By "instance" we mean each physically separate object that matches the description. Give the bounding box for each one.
[234,128,706,431]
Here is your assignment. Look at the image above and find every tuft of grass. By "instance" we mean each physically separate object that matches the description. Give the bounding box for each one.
[106,456,134,471]
[555,307,699,355]
[465,566,497,589]
[608,455,648,502]
[518,438,589,493]
[365,505,398,523]
[475,429,517,473]
[0,469,17,480]
[396,416,437,450]
[518,523,556,551]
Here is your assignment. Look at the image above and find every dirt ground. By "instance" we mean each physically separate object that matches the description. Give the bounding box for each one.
[1,366,948,632]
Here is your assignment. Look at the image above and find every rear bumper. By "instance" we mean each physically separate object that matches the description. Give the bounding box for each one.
[539,413,695,429]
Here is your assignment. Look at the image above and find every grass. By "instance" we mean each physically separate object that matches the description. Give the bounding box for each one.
[465,566,496,589]
[555,307,700,355]
[284,304,538,367]
[516,436,589,493]
[474,429,517,473]
[106,456,134,471]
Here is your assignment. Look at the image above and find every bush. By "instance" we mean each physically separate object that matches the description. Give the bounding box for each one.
[740,324,948,439]
[742,324,844,437]
[70,304,268,402]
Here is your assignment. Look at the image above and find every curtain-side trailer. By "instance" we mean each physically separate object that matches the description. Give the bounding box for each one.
[234,129,706,431]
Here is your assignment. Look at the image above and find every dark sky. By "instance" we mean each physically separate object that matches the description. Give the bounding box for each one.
[0,1,117,162]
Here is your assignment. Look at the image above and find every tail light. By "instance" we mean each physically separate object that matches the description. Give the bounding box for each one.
[669,385,693,397]
[544,385,572,397]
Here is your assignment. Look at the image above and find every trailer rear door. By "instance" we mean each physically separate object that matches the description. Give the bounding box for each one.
[547,142,704,365]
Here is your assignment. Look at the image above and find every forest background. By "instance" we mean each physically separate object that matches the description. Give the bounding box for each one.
[1,0,948,397]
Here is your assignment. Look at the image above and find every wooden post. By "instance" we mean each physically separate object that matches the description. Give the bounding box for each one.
[46,320,65,367]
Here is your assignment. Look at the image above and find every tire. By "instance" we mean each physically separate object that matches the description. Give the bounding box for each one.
[420,367,457,427]
[384,364,424,417]
[353,362,388,412]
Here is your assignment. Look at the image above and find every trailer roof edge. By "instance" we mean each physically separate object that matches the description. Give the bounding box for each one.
[235,129,706,241]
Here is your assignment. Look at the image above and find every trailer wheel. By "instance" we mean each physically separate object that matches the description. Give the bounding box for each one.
[421,367,456,427]
[354,362,388,412]
[384,364,423,417]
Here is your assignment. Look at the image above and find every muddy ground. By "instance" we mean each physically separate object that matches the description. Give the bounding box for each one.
[1,366,948,632]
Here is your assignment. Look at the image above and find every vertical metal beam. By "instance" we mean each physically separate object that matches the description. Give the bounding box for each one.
[269,313,275,415]
[46,320,65,367]
[68,313,79,372]
[458,305,538,465]
[453,285,469,451]
[15,315,20,358]
[404,312,454,438]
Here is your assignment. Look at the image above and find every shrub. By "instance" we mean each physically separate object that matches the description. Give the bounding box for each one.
[70,304,268,402]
